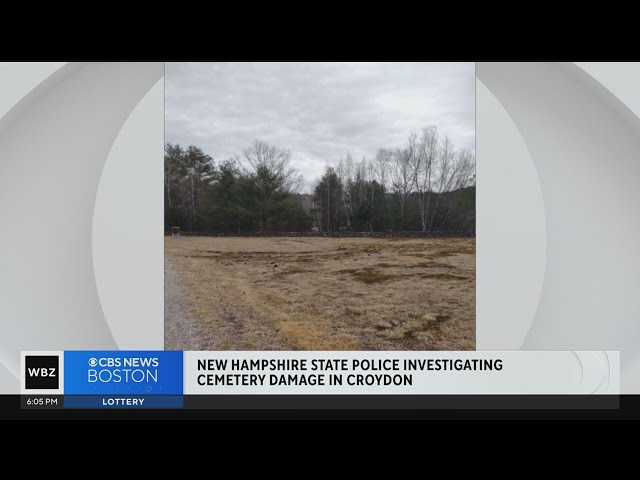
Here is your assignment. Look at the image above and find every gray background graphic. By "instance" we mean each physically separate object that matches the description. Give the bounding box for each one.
[477,62,640,393]
[0,62,636,393]
[0,63,163,393]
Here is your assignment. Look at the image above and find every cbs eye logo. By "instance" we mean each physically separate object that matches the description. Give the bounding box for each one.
[88,358,98,367]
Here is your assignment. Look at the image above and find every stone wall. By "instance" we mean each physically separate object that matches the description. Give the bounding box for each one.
[165,230,475,238]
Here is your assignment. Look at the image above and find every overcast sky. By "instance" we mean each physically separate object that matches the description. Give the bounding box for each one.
[165,62,475,191]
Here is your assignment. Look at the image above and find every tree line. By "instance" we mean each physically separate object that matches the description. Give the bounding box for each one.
[164,126,475,233]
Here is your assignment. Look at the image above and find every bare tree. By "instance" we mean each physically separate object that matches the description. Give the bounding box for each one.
[373,148,393,229]
[366,158,377,232]
[182,145,214,231]
[336,154,353,230]
[350,157,372,231]
[355,157,369,205]
[437,148,475,229]
[430,135,455,231]
[310,195,323,232]
[242,139,303,193]
[373,148,392,190]
[415,126,438,232]
[391,145,414,229]
[164,143,183,209]
[327,173,331,232]
[344,152,355,224]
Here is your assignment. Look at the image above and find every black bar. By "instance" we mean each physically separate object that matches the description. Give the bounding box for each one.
[4,395,640,420]
[183,395,619,410]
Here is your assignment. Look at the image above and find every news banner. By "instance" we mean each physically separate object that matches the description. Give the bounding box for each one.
[18,350,620,409]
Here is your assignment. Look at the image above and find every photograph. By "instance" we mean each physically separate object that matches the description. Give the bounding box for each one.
[164,62,476,351]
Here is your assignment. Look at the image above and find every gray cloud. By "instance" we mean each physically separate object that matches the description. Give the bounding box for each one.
[165,62,475,191]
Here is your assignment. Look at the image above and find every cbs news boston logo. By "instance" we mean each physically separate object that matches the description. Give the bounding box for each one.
[64,351,183,395]
[86,355,160,383]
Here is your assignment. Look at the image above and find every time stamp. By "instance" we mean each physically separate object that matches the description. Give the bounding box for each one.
[21,395,63,409]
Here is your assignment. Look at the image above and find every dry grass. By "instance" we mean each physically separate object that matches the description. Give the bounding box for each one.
[165,236,475,350]
[422,273,467,281]
[349,268,398,284]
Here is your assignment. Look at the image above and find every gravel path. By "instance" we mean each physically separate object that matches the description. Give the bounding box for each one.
[164,256,222,350]
[164,255,290,350]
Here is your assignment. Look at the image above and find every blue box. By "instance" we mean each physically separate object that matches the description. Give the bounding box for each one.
[64,395,183,409]
[64,351,183,395]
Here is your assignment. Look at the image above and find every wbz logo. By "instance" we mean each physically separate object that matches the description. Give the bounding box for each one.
[25,355,59,390]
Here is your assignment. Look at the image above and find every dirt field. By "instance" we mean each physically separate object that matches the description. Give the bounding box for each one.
[165,236,475,351]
